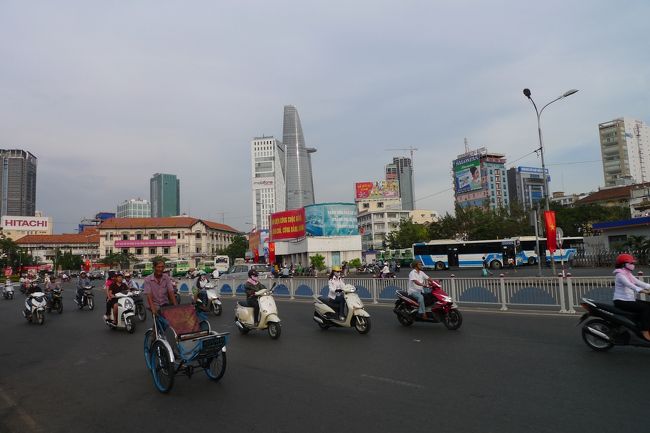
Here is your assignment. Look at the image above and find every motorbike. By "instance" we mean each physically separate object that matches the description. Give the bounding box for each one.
[23,289,47,325]
[378,271,397,279]
[129,289,147,322]
[313,284,371,334]
[76,285,95,310]
[47,286,64,314]
[105,291,136,333]
[2,281,14,300]
[393,280,463,330]
[203,281,222,316]
[235,282,281,339]
[172,280,181,304]
[579,297,650,351]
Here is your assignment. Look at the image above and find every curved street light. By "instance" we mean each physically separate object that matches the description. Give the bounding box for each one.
[523,88,579,275]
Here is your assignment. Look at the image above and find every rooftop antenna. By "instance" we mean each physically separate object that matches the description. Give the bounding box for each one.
[464,137,469,153]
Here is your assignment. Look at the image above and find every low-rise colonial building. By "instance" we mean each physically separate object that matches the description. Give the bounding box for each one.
[97,217,240,265]
[16,228,100,264]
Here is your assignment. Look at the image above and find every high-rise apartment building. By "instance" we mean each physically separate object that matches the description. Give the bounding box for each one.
[283,105,316,210]
[453,147,509,210]
[117,199,151,218]
[0,149,37,216]
[251,136,286,231]
[506,166,549,211]
[385,157,415,210]
[150,173,180,217]
[599,118,650,187]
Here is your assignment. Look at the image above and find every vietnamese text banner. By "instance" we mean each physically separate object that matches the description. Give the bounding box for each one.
[270,208,306,240]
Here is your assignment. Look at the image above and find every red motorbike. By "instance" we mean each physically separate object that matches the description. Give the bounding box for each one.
[393,280,463,330]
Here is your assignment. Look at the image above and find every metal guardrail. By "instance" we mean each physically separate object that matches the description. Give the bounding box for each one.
[132,274,640,314]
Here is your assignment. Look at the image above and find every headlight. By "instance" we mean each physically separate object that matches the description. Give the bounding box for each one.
[125,299,134,309]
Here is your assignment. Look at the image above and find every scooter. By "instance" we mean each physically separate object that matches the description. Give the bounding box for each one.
[393,280,463,330]
[203,281,222,316]
[47,286,64,314]
[2,281,14,300]
[76,285,95,310]
[129,289,147,322]
[105,291,136,334]
[234,283,281,339]
[172,280,181,304]
[313,284,371,334]
[579,297,650,351]
[23,289,47,325]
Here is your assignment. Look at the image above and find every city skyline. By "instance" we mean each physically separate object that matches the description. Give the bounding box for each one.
[1,1,648,232]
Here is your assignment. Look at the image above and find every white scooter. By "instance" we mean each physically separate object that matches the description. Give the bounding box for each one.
[23,290,47,325]
[2,281,14,300]
[313,284,371,334]
[105,291,136,334]
[234,283,281,339]
[203,281,222,316]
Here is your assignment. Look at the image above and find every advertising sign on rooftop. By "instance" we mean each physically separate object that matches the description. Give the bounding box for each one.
[1,216,51,232]
[270,208,306,241]
[354,180,399,200]
[453,155,482,194]
[305,203,358,236]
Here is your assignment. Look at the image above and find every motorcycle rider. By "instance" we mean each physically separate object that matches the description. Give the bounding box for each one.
[612,253,650,341]
[193,274,209,306]
[408,260,430,318]
[380,263,390,278]
[105,272,128,323]
[244,269,266,325]
[327,266,346,320]
[143,258,177,317]
[76,271,91,305]
[123,272,138,290]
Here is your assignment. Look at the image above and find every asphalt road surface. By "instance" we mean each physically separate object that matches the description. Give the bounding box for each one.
[393,265,623,278]
[0,283,647,433]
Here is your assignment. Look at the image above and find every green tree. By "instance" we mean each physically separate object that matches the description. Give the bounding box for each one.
[552,203,630,236]
[385,218,429,249]
[58,251,84,271]
[100,251,139,269]
[224,234,248,263]
[309,254,326,271]
[0,234,35,271]
[347,258,362,269]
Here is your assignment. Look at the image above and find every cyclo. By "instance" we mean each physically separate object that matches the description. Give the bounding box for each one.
[144,304,229,393]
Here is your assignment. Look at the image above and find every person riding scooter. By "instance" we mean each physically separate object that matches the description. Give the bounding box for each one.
[193,274,210,308]
[105,272,128,323]
[327,266,346,320]
[408,260,430,319]
[244,269,266,325]
[76,271,91,305]
[612,253,650,341]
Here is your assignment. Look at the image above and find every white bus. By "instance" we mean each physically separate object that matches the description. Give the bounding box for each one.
[413,238,521,270]
[517,236,584,265]
[214,255,230,275]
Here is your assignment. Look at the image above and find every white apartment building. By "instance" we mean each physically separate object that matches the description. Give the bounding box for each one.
[600,117,650,187]
[251,136,286,231]
[117,199,151,218]
[358,209,438,251]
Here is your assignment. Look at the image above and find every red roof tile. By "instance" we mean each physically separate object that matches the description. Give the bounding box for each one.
[97,217,239,233]
[16,230,100,246]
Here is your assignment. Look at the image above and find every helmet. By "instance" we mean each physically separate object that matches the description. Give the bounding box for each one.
[248,269,258,277]
[123,272,131,278]
[332,266,341,272]
[616,253,637,266]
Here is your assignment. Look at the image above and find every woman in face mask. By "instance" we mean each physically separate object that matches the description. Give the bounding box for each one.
[613,254,650,340]
[327,266,346,320]
[244,269,266,325]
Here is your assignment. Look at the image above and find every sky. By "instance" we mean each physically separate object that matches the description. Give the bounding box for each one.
[1,0,649,233]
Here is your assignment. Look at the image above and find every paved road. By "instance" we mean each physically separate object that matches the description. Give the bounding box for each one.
[392,265,623,278]
[0,283,647,433]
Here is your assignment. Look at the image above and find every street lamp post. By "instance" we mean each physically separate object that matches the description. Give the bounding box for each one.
[523,88,578,276]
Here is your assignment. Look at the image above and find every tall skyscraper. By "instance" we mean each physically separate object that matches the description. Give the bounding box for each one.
[251,136,286,231]
[506,166,549,211]
[385,157,415,210]
[283,105,316,210]
[117,198,151,218]
[0,149,37,216]
[453,147,509,210]
[599,117,650,186]
[150,173,180,217]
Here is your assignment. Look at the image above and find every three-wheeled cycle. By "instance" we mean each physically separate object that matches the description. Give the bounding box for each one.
[144,304,229,393]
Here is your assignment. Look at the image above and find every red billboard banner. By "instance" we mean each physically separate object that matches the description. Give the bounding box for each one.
[544,211,557,253]
[114,239,176,248]
[270,208,306,240]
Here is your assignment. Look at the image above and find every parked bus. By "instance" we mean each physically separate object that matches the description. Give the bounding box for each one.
[377,248,414,266]
[133,261,153,277]
[517,236,584,265]
[413,238,521,270]
[199,260,215,274]
[167,259,190,277]
[214,255,230,275]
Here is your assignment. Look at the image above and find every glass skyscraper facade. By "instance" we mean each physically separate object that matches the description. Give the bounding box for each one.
[150,173,180,217]
[0,149,37,217]
[283,105,316,210]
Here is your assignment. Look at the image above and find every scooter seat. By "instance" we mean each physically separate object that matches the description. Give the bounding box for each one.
[398,290,436,307]
[591,301,640,319]
[237,301,249,307]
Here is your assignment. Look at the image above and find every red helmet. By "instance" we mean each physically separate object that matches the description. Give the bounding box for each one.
[615,253,636,266]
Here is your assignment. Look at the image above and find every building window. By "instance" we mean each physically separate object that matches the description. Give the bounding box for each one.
[177,232,182,239]
[122,234,128,240]
[149,248,156,255]
[136,248,142,255]
[163,248,169,254]
[363,203,369,209]
[122,249,128,254]
[377,202,384,208]
[196,247,201,253]
[136,234,142,240]
[150,233,156,240]
[195,233,201,239]
[163,233,169,239]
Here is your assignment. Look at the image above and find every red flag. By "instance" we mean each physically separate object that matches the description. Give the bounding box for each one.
[544,211,557,253]
[268,242,276,264]
[253,248,259,263]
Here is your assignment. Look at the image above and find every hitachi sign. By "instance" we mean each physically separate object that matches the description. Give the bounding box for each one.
[1,216,51,231]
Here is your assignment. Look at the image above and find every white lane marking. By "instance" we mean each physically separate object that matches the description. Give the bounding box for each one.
[361,374,423,389]
[0,387,43,432]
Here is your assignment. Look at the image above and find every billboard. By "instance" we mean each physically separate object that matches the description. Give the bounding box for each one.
[304,203,359,236]
[453,155,482,194]
[114,239,176,248]
[354,180,399,200]
[270,208,306,241]
[1,216,51,232]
